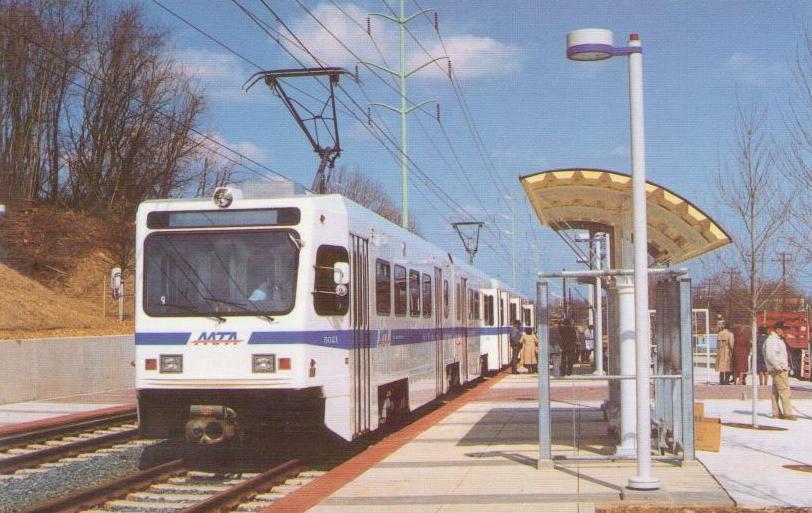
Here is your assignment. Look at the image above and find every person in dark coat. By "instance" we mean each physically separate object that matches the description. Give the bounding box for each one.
[549,320,562,377]
[732,325,751,384]
[509,320,523,374]
[559,318,578,376]
[756,326,768,385]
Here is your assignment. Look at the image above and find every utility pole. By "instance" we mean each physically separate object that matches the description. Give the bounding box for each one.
[722,269,737,323]
[773,252,794,313]
[362,1,448,229]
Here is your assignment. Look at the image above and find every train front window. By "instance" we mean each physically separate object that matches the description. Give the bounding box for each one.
[144,230,299,317]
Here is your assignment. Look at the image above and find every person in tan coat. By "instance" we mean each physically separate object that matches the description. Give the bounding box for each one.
[520,328,538,374]
[716,321,735,385]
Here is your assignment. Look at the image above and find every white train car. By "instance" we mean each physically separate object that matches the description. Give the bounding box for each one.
[134,186,530,443]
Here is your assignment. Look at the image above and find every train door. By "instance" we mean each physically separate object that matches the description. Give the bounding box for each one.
[350,234,371,436]
[497,291,505,367]
[434,267,444,397]
[460,277,469,384]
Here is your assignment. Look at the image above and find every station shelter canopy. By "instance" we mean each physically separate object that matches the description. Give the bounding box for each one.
[520,168,731,265]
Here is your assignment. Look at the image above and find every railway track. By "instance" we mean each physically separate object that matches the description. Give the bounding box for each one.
[0,411,140,475]
[21,458,323,513]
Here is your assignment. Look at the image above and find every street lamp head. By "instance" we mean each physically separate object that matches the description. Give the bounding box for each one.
[567,28,615,61]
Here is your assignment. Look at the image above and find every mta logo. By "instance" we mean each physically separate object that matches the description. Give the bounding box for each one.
[192,331,241,345]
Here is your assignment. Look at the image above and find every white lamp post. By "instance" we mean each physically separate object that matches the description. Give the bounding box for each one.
[567,28,659,490]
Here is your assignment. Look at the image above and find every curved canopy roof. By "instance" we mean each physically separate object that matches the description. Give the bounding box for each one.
[520,168,731,265]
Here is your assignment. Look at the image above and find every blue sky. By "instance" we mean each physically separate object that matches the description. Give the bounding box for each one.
[143,1,811,298]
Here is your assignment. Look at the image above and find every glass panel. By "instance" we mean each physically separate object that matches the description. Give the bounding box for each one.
[314,245,349,316]
[394,265,407,315]
[144,230,298,317]
[409,270,420,317]
[422,273,432,318]
[147,208,300,229]
[376,260,391,315]
[443,280,449,319]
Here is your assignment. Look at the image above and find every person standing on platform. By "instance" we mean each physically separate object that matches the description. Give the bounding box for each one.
[549,320,562,377]
[732,324,751,385]
[583,324,595,365]
[756,326,768,385]
[764,322,796,420]
[716,321,734,385]
[520,328,539,374]
[559,318,578,376]
[510,320,523,374]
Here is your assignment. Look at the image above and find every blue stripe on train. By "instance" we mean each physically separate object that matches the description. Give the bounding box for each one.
[135,326,512,347]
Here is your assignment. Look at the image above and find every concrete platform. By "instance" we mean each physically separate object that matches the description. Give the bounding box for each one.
[698,398,812,507]
[0,389,134,432]
[270,374,731,513]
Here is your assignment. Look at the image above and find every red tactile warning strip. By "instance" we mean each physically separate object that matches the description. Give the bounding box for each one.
[261,372,509,513]
[0,404,136,436]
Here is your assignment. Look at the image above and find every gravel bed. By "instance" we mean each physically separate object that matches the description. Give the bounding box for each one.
[0,439,171,513]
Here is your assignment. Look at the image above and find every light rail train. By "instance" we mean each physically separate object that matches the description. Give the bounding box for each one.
[134,184,535,444]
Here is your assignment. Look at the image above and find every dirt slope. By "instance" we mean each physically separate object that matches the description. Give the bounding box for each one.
[0,262,133,339]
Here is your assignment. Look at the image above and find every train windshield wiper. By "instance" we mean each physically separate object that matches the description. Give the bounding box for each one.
[204,296,274,323]
[159,301,226,323]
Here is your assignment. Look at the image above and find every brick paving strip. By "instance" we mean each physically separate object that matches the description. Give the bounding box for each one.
[261,372,509,513]
[0,404,136,436]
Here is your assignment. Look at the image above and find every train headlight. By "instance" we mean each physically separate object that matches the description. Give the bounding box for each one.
[160,355,183,373]
[252,354,276,373]
[213,187,234,208]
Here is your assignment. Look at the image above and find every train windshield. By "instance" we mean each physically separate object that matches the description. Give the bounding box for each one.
[143,230,299,317]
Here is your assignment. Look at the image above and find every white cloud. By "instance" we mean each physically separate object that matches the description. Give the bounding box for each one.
[200,132,270,165]
[173,49,267,104]
[284,3,393,68]
[285,3,521,80]
[724,52,789,87]
[610,145,629,157]
[410,35,523,79]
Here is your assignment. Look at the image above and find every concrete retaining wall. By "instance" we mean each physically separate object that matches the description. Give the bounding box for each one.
[0,335,134,404]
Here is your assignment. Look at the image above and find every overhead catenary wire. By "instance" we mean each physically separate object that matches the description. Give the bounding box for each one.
[149,1,516,264]
[315,1,496,226]
[243,1,513,260]
[270,0,514,257]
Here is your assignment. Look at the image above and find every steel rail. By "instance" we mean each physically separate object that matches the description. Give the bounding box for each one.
[0,427,139,474]
[19,459,186,513]
[0,410,137,451]
[178,459,302,513]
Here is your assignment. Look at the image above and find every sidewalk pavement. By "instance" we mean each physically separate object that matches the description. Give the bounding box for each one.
[0,389,134,428]
[698,398,812,507]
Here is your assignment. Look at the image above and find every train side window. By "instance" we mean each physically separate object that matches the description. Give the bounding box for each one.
[313,245,349,316]
[499,298,504,326]
[394,265,407,315]
[443,280,449,319]
[468,289,474,319]
[422,273,432,318]
[409,270,420,317]
[510,303,517,324]
[455,283,461,321]
[485,295,494,326]
[474,292,481,320]
[375,260,391,315]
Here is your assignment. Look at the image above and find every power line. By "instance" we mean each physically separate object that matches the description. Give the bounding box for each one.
[0,16,291,186]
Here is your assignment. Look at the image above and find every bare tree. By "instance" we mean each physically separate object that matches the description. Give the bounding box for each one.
[716,102,791,426]
[64,5,204,216]
[329,166,419,233]
[782,28,812,276]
